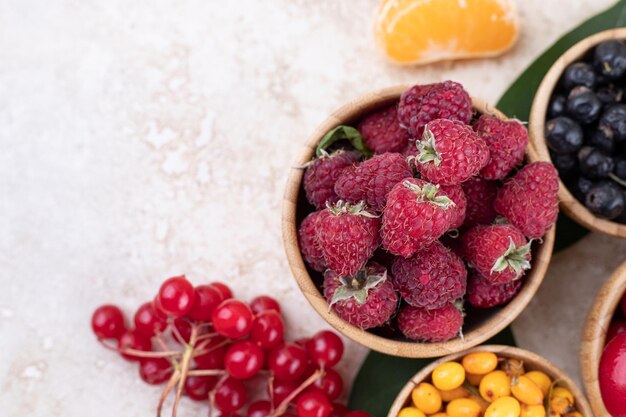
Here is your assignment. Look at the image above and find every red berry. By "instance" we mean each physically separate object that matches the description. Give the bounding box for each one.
[296,392,333,417]
[358,104,410,154]
[224,340,264,379]
[334,153,413,211]
[157,275,196,317]
[344,412,373,417]
[269,379,297,404]
[461,177,498,227]
[173,317,192,344]
[303,150,361,210]
[187,285,223,322]
[391,241,467,310]
[397,303,463,342]
[184,374,218,401]
[599,333,626,417]
[134,302,167,337]
[607,320,626,345]
[306,331,344,368]
[91,304,125,339]
[250,310,285,349]
[215,377,248,412]
[298,211,328,273]
[117,330,152,361]
[139,358,172,385]
[439,184,466,230]
[493,162,559,239]
[194,336,227,369]
[250,295,281,315]
[211,282,233,300]
[268,343,310,382]
[247,400,272,417]
[329,404,350,417]
[212,299,255,339]
[467,271,523,308]
[316,201,380,278]
[306,368,344,401]
[413,119,489,185]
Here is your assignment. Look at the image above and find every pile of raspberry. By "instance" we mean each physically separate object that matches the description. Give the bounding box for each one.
[91,276,372,417]
[298,81,559,343]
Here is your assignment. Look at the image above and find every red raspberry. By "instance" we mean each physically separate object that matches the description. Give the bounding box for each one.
[298,211,327,272]
[391,241,467,310]
[439,184,466,229]
[323,262,398,330]
[473,115,529,180]
[493,162,559,239]
[398,81,473,137]
[381,178,455,257]
[334,153,412,211]
[303,150,360,209]
[461,224,531,285]
[397,303,463,342]
[414,119,489,185]
[358,104,410,154]
[461,177,498,227]
[316,201,380,277]
[467,270,523,308]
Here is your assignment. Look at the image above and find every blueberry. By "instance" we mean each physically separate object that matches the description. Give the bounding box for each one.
[594,40,626,80]
[545,116,584,154]
[615,158,626,183]
[578,146,615,178]
[596,84,623,105]
[548,95,567,118]
[585,181,625,219]
[566,86,602,124]
[587,127,616,154]
[569,176,594,201]
[599,104,626,141]
[551,152,577,176]
[562,62,596,90]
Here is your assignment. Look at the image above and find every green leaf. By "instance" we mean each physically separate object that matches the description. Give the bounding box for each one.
[316,125,373,158]
[496,0,626,252]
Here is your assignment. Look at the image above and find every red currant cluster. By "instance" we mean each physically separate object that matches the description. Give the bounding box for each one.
[91,275,373,417]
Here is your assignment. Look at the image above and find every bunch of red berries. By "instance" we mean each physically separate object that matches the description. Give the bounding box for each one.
[298,81,559,343]
[91,275,372,417]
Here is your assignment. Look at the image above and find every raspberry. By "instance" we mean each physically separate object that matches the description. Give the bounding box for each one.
[493,162,559,239]
[473,115,529,180]
[462,224,531,285]
[414,119,490,185]
[323,262,398,330]
[358,104,410,154]
[439,184,466,229]
[461,177,498,227]
[467,270,523,308]
[397,303,463,342]
[391,241,467,310]
[303,150,360,209]
[298,211,327,272]
[334,153,412,211]
[398,81,473,137]
[316,201,380,277]
[381,178,455,257]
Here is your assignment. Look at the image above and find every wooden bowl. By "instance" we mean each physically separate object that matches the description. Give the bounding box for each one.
[388,345,593,417]
[580,260,626,417]
[529,28,626,238]
[282,85,555,358]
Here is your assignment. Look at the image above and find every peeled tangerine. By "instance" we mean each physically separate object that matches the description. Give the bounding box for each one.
[374,0,519,65]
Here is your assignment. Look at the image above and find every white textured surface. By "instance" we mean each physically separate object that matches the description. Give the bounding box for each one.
[0,0,620,415]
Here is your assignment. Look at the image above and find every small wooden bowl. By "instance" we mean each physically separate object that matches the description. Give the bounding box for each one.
[529,28,626,238]
[282,85,555,358]
[580,260,626,417]
[388,345,593,417]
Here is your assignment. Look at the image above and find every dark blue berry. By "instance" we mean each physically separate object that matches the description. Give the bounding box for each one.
[596,84,623,106]
[594,40,626,80]
[562,62,596,90]
[599,104,626,142]
[545,116,584,154]
[585,181,625,219]
[614,158,626,184]
[548,95,567,118]
[569,176,594,202]
[551,152,577,176]
[578,146,615,178]
[566,87,602,124]
[587,127,616,154]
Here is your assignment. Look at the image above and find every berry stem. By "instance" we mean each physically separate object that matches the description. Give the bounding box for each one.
[171,325,199,417]
[170,319,187,345]
[98,339,181,359]
[268,369,324,417]
[157,370,181,417]
[192,338,231,358]
[187,369,227,377]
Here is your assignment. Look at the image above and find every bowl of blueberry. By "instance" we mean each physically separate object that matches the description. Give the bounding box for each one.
[530,28,626,237]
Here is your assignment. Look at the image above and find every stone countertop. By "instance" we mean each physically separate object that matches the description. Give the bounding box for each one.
[1,1,625,415]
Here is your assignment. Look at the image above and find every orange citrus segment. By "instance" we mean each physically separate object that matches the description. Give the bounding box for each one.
[374,0,519,65]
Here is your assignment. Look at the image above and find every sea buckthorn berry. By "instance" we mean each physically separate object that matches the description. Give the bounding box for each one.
[524,371,551,396]
[157,275,196,317]
[411,382,442,414]
[430,414,449,417]
[466,373,485,386]
[432,362,466,391]
[446,398,482,417]
[563,412,583,417]
[469,395,489,413]
[479,371,511,403]
[440,386,470,402]
[520,405,546,417]
[551,387,574,403]
[462,352,498,375]
[397,407,426,417]
[485,396,521,417]
[500,359,525,377]
[511,376,544,405]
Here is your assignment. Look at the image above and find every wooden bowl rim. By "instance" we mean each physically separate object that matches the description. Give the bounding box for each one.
[529,28,626,238]
[282,85,555,358]
[387,344,593,417]
[580,260,626,417]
